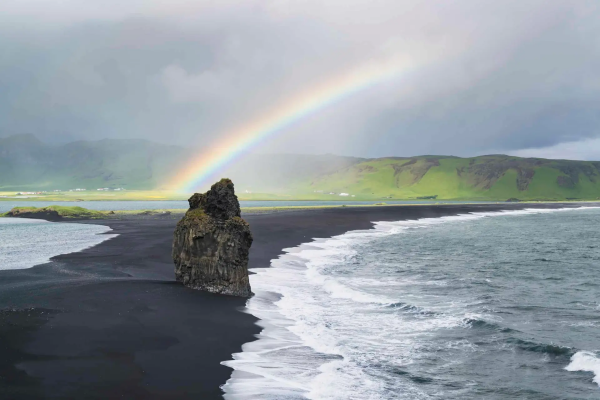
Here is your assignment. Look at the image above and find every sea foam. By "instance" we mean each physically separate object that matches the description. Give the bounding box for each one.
[222,206,599,399]
[566,351,600,386]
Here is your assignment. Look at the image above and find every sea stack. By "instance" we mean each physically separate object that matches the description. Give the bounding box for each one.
[172,178,253,297]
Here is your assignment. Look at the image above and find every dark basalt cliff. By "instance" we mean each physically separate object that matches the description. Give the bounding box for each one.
[172,179,253,297]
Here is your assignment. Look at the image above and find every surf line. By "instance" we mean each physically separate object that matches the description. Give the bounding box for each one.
[221,206,598,397]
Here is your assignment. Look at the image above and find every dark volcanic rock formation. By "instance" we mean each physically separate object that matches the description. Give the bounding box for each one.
[4,207,62,221]
[172,179,253,297]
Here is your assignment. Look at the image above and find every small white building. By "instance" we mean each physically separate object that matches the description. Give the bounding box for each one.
[339,193,349,196]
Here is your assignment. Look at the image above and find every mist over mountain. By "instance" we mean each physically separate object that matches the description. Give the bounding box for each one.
[2,134,600,201]
[0,134,360,193]
[0,134,185,190]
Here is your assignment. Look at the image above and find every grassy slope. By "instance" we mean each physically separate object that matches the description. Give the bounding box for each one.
[293,156,600,200]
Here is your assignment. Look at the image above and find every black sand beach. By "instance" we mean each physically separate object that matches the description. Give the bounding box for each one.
[0,203,580,399]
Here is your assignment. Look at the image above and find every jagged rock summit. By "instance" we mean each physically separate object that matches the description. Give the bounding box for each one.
[172,179,253,297]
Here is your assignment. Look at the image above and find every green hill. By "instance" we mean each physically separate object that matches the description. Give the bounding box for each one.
[291,155,600,201]
[2,134,600,201]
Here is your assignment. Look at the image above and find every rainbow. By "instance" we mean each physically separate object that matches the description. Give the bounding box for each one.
[171,59,414,193]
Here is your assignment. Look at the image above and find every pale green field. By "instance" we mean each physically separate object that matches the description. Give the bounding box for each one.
[0,190,403,202]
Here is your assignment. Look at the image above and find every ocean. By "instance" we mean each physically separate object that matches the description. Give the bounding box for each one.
[223,207,600,399]
[0,218,116,271]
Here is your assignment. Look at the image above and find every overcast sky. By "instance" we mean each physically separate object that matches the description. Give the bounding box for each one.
[1,0,599,159]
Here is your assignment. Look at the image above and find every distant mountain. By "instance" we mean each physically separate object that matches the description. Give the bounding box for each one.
[0,134,186,190]
[0,134,361,193]
[2,134,600,200]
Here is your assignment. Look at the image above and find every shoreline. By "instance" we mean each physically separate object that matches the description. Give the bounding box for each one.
[0,203,587,398]
[4,199,600,221]
[225,204,600,398]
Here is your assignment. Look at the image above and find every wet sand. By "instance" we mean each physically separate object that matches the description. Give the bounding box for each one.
[0,203,579,399]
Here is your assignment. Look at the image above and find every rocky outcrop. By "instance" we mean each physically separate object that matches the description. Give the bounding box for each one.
[557,175,576,188]
[3,206,104,220]
[4,207,62,221]
[172,179,253,297]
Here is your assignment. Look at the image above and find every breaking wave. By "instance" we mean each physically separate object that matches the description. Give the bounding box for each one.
[222,207,600,399]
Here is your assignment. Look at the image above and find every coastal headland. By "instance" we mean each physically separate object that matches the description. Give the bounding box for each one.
[0,203,585,398]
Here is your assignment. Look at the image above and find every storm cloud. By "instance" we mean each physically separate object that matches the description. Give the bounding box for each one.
[1,0,599,159]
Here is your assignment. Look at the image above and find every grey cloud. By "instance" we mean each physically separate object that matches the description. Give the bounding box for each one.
[0,0,598,158]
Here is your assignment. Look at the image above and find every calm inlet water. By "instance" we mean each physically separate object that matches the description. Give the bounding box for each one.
[0,218,115,270]
[223,207,600,399]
